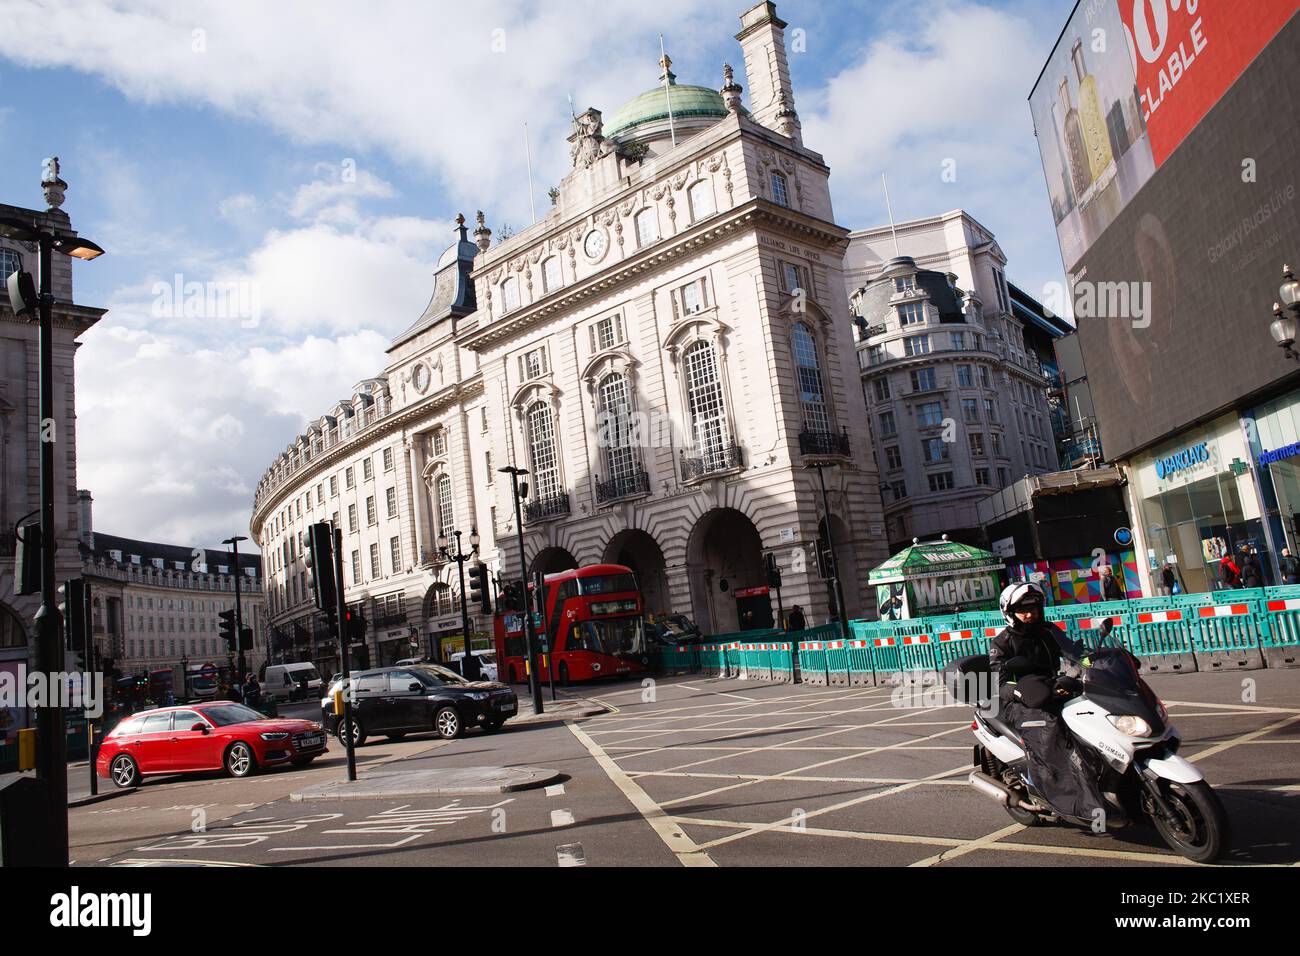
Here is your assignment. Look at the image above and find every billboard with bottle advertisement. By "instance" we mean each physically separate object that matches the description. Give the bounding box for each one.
[1030,0,1297,272]
[1031,2,1300,461]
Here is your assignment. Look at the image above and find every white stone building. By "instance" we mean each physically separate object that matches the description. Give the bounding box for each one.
[251,2,888,666]
[845,210,1066,553]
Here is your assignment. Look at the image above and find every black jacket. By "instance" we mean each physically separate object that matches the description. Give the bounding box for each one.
[1240,557,1263,589]
[988,620,1077,683]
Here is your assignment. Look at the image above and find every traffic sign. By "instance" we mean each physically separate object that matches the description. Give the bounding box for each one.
[200,662,216,678]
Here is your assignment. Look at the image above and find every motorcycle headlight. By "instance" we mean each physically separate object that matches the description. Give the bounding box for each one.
[260,731,290,740]
[1108,715,1152,737]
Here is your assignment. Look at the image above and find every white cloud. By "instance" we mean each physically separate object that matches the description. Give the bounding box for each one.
[801,2,1066,299]
[0,0,716,219]
[217,192,258,220]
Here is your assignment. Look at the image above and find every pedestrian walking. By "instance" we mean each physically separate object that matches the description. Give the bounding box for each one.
[243,673,262,710]
[1240,551,1263,589]
[1160,562,1178,596]
[786,605,806,632]
[1280,548,1300,585]
[1219,553,1241,589]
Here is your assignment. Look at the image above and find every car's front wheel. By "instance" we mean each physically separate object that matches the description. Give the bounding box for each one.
[337,716,367,748]
[225,741,258,778]
[434,705,462,739]
[109,753,140,789]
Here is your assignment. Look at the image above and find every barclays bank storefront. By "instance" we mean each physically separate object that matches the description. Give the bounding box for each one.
[1245,387,1300,574]
[1126,413,1268,594]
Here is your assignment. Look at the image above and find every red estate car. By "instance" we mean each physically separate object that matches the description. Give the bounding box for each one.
[96,701,328,788]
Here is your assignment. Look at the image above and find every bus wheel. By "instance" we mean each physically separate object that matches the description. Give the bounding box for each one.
[559,662,570,686]
[508,665,518,685]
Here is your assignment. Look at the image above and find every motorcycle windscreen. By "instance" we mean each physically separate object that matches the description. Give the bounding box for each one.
[1083,648,1165,736]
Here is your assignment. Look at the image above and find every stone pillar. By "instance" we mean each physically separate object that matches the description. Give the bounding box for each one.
[735,2,802,146]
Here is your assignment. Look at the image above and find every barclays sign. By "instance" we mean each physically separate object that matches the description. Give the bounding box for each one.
[1154,441,1210,480]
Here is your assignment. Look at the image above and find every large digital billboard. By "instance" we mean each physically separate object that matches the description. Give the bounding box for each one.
[1031,0,1297,272]
[1038,7,1300,460]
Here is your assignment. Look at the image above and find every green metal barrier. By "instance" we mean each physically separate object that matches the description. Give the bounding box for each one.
[796,625,835,685]
[1261,585,1300,668]
[1123,597,1197,673]
[770,641,795,683]
[1185,590,1265,671]
[825,636,851,686]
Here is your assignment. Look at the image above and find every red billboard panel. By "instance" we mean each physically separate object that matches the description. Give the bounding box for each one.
[1121,0,1297,166]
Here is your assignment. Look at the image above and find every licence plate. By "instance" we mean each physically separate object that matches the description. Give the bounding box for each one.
[497,701,516,712]
[297,734,324,749]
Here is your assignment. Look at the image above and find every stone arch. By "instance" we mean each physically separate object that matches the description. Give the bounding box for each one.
[602,529,669,616]
[685,507,766,635]
[529,546,578,578]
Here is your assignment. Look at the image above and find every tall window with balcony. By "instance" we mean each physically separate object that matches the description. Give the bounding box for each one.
[918,402,944,427]
[682,340,733,475]
[792,323,831,431]
[526,402,563,507]
[436,474,455,540]
[597,373,644,501]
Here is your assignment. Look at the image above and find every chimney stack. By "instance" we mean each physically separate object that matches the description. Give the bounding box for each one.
[77,488,93,550]
[735,2,802,146]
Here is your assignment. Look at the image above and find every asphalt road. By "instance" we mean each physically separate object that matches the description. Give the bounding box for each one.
[71,669,1300,867]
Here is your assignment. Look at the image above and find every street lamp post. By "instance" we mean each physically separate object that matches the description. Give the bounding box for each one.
[1270,265,1300,360]
[499,465,543,714]
[223,536,248,678]
[438,528,481,680]
[809,461,851,644]
[1,213,104,867]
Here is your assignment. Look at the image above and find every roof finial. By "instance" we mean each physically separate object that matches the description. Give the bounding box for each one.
[721,61,743,114]
[473,210,491,254]
[41,155,67,210]
[455,212,468,242]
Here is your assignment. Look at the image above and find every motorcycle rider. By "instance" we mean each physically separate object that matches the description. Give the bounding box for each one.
[988,582,1118,826]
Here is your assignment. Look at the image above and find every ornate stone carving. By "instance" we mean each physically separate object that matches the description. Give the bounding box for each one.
[567,108,613,170]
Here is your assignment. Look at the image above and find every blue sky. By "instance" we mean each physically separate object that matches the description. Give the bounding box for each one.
[0,0,1076,550]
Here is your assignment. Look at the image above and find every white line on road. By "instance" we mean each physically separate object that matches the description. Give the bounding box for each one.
[568,722,716,867]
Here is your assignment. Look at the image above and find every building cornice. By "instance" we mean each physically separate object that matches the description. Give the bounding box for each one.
[251,374,485,534]
[459,199,848,352]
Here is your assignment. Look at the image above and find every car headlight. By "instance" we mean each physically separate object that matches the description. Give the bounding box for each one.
[310,722,322,732]
[260,732,290,740]
[1108,715,1152,737]
[468,692,490,701]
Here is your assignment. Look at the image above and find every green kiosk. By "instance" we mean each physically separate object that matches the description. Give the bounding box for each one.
[869,536,1006,620]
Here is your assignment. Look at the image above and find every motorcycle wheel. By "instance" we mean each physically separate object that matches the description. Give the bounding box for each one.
[1148,780,1229,863]
[981,749,1042,827]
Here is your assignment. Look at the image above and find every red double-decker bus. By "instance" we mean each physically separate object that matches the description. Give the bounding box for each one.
[494,564,650,685]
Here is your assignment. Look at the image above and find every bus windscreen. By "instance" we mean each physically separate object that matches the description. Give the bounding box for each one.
[577,573,637,595]
[569,617,646,656]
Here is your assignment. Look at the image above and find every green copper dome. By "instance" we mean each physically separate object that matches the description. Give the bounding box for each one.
[604,77,731,139]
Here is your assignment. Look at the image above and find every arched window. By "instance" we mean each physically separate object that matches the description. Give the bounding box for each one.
[793,322,831,433]
[688,181,715,222]
[502,276,520,314]
[683,340,729,469]
[0,605,26,649]
[542,256,562,293]
[634,208,659,248]
[436,474,455,539]
[598,373,639,485]
[526,402,561,502]
[0,248,22,281]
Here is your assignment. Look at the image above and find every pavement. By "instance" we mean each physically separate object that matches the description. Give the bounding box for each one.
[64,669,1300,867]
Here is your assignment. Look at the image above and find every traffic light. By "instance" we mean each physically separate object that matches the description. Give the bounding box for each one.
[57,578,88,657]
[467,563,491,614]
[765,552,782,590]
[239,626,253,652]
[218,608,237,650]
[304,521,337,611]
[13,521,41,596]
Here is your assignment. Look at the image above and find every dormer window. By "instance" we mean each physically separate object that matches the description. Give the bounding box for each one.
[894,275,917,294]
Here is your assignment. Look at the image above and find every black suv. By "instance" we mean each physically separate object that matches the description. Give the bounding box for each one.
[322,663,518,745]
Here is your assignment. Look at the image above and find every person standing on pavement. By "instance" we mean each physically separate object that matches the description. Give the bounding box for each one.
[1280,548,1300,585]
[243,673,262,710]
[786,605,806,632]
[1099,566,1125,601]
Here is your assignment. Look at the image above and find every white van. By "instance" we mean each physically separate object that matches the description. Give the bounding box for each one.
[263,662,323,702]
[450,650,498,682]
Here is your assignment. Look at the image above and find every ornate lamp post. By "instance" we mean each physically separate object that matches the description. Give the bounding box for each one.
[438,528,481,680]
[1270,265,1300,361]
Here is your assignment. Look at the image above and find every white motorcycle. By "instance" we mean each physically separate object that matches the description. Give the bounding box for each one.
[945,620,1229,863]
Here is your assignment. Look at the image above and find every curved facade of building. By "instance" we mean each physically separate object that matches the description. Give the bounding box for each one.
[251,3,889,668]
